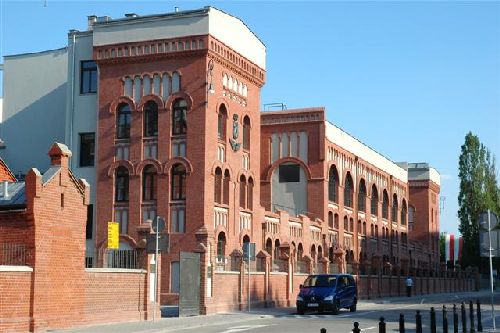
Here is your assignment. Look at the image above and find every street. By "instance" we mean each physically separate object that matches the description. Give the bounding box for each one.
[53,290,500,333]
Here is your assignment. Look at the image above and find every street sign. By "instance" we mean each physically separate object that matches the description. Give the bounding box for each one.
[243,242,256,262]
[146,234,169,254]
[480,230,500,257]
[107,222,119,249]
[479,211,499,231]
[152,216,166,233]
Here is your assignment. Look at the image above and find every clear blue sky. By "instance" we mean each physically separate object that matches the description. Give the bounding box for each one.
[1,1,499,236]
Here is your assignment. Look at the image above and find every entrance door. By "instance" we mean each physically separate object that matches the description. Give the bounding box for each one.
[179,252,200,316]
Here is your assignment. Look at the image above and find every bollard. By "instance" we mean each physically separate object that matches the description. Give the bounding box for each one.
[379,317,386,333]
[454,304,459,333]
[462,302,467,333]
[431,307,437,333]
[443,305,449,333]
[320,329,327,333]
[352,322,361,333]
[399,313,405,333]
[476,299,483,332]
[469,300,475,333]
[416,310,423,333]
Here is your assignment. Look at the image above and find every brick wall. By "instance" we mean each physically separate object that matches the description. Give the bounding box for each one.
[0,268,32,333]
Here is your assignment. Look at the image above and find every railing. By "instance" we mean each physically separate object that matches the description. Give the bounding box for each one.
[115,141,130,160]
[272,259,287,272]
[107,249,138,269]
[295,260,308,274]
[214,256,232,272]
[239,211,252,232]
[214,207,228,229]
[0,243,30,266]
[143,138,158,159]
[313,262,324,274]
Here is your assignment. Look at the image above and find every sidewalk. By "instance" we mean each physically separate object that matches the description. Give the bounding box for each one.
[52,290,494,333]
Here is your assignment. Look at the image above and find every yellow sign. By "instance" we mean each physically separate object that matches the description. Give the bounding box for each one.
[108,222,119,249]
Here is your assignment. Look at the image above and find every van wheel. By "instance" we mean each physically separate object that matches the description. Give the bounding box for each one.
[349,299,357,312]
[332,300,340,315]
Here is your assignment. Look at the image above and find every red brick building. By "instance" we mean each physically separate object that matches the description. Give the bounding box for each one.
[89,7,445,313]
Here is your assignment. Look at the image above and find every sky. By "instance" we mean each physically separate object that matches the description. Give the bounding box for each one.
[0,0,499,236]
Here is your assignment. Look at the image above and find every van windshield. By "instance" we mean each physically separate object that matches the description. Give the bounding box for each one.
[303,276,337,288]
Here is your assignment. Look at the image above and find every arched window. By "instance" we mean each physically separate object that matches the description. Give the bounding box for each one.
[358,179,366,212]
[297,243,303,260]
[334,214,339,229]
[382,190,389,219]
[115,166,129,201]
[409,205,415,224]
[243,235,250,244]
[343,216,348,231]
[375,225,379,238]
[116,103,131,139]
[214,168,222,204]
[171,164,186,200]
[239,175,247,209]
[218,105,227,141]
[172,71,181,93]
[217,232,226,260]
[363,222,367,235]
[142,165,157,201]
[223,170,230,205]
[329,247,334,263]
[247,177,254,210]
[243,116,250,150]
[392,194,398,222]
[357,220,362,234]
[172,99,187,136]
[401,200,407,225]
[265,238,272,257]
[311,245,316,262]
[328,212,334,228]
[371,185,378,215]
[344,172,354,207]
[317,246,323,261]
[349,218,354,232]
[274,239,281,261]
[328,165,339,203]
[143,101,158,137]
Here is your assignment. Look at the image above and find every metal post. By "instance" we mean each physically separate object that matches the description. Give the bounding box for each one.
[416,310,423,333]
[353,322,361,333]
[248,245,251,312]
[153,216,159,322]
[476,299,482,332]
[454,304,459,333]
[443,305,449,333]
[487,210,496,331]
[399,313,405,333]
[431,307,437,333]
[320,329,327,333]
[462,302,467,333]
[469,300,475,333]
[379,317,386,333]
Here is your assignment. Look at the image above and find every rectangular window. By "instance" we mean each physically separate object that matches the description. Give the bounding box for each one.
[171,206,185,233]
[79,133,95,167]
[279,164,300,182]
[171,261,180,293]
[86,204,93,239]
[80,60,97,94]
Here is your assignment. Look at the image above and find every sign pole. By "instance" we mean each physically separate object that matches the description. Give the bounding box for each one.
[488,210,495,330]
[248,246,251,312]
[153,216,159,322]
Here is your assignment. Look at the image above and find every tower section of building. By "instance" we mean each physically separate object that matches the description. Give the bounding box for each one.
[91,7,266,303]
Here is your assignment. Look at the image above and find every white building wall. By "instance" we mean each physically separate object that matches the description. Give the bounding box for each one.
[1,48,68,176]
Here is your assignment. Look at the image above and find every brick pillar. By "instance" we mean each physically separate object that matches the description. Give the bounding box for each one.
[320,257,329,275]
[365,260,372,299]
[257,250,271,307]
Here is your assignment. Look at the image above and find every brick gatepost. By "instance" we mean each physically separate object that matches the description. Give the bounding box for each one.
[256,250,270,307]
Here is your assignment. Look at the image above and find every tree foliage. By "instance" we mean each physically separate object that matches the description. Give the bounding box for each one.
[458,132,500,268]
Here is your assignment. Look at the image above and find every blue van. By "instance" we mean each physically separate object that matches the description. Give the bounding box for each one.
[296,274,357,315]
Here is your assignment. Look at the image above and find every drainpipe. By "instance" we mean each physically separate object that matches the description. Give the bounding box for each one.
[69,33,76,166]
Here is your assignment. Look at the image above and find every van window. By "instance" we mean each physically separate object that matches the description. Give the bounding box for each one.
[303,275,337,287]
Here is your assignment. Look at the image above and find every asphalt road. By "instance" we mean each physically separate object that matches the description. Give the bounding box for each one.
[54,290,500,333]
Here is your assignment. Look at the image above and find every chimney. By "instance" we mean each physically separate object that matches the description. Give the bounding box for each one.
[87,15,97,30]
[48,143,72,170]
[2,181,9,198]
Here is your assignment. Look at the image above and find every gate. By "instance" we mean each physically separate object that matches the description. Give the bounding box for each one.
[179,252,200,316]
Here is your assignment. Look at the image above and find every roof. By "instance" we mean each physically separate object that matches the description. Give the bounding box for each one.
[0,182,26,208]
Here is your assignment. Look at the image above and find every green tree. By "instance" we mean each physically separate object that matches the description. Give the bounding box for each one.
[439,233,446,263]
[458,132,499,269]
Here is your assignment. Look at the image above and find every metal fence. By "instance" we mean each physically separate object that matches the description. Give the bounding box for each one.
[295,261,308,274]
[0,243,30,266]
[107,249,138,269]
[272,259,288,272]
